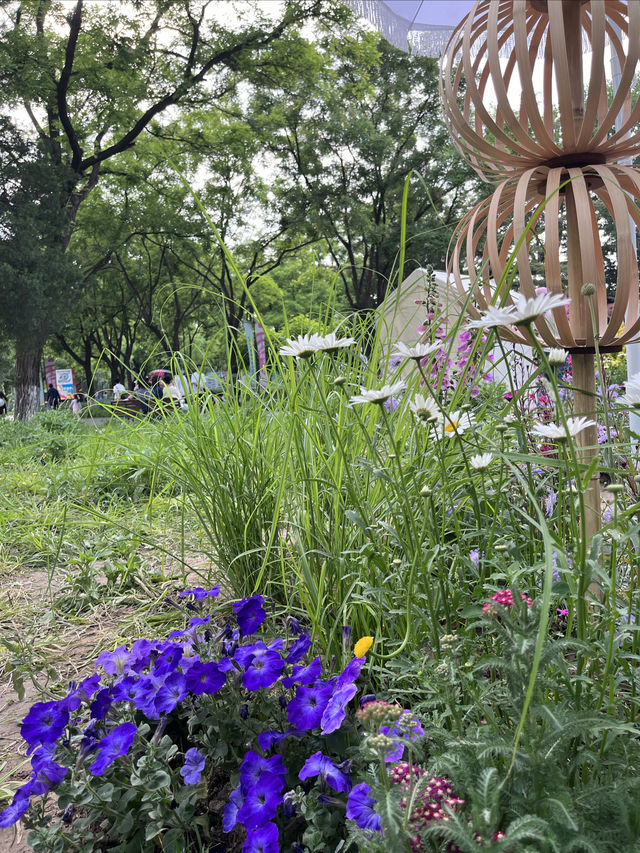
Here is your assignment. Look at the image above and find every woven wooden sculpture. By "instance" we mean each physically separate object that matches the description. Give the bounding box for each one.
[440,0,640,182]
[441,0,640,544]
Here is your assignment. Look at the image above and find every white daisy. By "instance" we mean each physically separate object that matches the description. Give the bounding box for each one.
[617,372,640,407]
[547,348,568,365]
[279,331,355,358]
[469,452,494,470]
[350,381,407,405]
[441,410,474,436]
[310,332,357,353]
[531,416,596,441]
[279,334,322,359]
[468,291,570,329]
[409,393,441,423]
[391,341,441,362]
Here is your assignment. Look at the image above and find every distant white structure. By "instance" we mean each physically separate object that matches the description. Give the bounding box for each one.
[377,268,535,388]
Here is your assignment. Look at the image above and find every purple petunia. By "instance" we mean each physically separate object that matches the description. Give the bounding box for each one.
[298,751,351,793]
[233,595,267,636]
[346,782,382,832]
[178,586,220,599]
[287,682,333,731]
[335,656,364,689]
[0,782,34,827]
[242,821,279,853]
[237,772,284,830]
[285,633,312,664]
[95,645,131,676]
[21,700,69,750]
[321,683,357,734]
[30,744,68,795]
[180,748,205,785]
[89,722,137,776]
[90,687,113,720]
[64,674,102,711]
[281,656,322,689]
[223,786,244,832]
[237,645,284,691]
[153,671,187,715]
[185,660,226,695]
[240,751,286,791]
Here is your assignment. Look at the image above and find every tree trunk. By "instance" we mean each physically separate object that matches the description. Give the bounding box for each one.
[14,339,43,420]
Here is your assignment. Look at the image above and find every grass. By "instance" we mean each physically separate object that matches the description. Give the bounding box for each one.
[1,313,640,851]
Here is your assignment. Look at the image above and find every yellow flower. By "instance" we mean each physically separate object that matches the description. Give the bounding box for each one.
[354,636,374,658]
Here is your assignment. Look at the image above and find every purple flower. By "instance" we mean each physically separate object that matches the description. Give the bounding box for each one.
[153,645,184,677]
[223,786,244,832]
[240,751,286,792]
[0,782,33,827]
[347,783,382,832]
[298,751,351,793]
[178,586,220,599]
[237,772,284,829]
[64,674,102,711]
[90,688,113,720]
[21,701,69,750]
[287,682,333,731]
[342,625,351,649]
[242,821,279,853]
[233,595,266,636]
[285,633,312,664]
[111,675,155,711]
[95,645,130,676]
[544,489,557,518]
[286,616,302,635]
[238,645,284,691]
[379,710,424,763]
[321,683,357,734]
[89,722,137,776]
[154,671,187,715]
[29,746,68,795]
[256,728,301,750]
[335,656,364,689]
[469,549,480,567]
[180,748,205,785]
[281,656,322,689]
[185,660,226,695]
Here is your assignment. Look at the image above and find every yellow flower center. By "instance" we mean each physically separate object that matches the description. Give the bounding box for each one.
[445,420,460,434]
[354,636,374,658]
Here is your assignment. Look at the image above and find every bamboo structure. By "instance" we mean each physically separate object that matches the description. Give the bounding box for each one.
[440,0,640,544]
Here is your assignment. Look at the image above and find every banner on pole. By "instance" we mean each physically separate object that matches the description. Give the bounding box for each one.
[254,322,268,388]
[55,368,76,400]
[45,357,56,389]
[243,319,257,381]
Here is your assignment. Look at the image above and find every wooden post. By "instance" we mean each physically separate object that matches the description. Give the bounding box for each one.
[563,0,601,548]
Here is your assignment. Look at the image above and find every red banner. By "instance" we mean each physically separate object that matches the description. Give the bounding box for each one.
[44,357,56,390]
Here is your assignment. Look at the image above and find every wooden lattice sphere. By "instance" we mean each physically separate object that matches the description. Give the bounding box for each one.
[448,164,640,350]
[440,0,640,182]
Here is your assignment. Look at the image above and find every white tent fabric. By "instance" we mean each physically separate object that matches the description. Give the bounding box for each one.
[342,0,475,56]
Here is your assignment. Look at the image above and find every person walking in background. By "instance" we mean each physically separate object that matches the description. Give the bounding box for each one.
[0,389,7,416]
[45,383,61,409]
[71,394,82,416]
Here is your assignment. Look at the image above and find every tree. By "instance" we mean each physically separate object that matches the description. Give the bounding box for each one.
[253,29,480,312]
[0,0,344,418]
